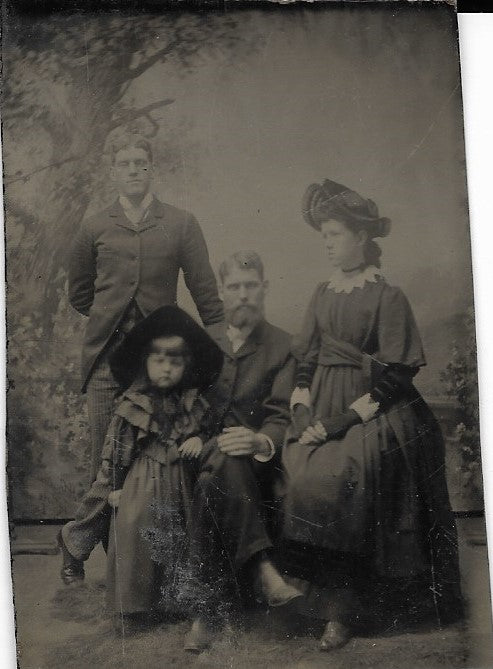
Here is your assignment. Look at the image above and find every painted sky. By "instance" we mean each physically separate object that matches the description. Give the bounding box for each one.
[107,6,472,392]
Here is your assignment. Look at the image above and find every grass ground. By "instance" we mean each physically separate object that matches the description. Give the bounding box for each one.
[10,519,493,669]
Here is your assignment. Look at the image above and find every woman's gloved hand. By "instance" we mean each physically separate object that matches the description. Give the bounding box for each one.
[299,420,327,445]
[299,410,361,445]
[370,364,415,410]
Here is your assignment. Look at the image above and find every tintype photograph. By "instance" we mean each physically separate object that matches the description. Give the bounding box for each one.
[1,1,492,667]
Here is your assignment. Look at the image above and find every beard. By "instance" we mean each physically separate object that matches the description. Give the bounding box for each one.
[227,304,262,329]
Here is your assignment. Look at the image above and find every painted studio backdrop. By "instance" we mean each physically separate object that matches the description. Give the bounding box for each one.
[3,5,479,519]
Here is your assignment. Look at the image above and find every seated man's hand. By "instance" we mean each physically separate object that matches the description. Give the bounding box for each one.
[178,436,204,459]
[218,426,271,457]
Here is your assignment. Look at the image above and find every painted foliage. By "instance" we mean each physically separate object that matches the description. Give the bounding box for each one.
[3,6,479,518]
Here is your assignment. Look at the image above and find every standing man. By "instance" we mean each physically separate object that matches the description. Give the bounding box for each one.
[184,251,302,651]
[68,134,223,480]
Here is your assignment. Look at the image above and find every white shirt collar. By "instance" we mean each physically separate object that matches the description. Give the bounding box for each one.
[119,191,154,211]
[326,265,382,294]
[119,192,154,223]
[226,324,255,352]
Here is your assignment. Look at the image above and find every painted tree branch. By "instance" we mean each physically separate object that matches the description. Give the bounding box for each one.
[4,153,86,185]
[121,39,181,84]
[109,98,175,131]
[4,98,175,184]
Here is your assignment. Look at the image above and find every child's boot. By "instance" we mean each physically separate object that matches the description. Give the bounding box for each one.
[57,530,85,585]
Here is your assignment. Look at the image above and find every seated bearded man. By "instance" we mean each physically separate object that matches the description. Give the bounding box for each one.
[184,251,302,652]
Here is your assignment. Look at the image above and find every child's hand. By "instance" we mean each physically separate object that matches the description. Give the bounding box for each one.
[95,460,111,485]
[179,436,203,459]
[108,489,122,509]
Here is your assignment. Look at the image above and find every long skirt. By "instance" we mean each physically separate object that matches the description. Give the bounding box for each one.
[281,397,463,623]
[106,451,195,615]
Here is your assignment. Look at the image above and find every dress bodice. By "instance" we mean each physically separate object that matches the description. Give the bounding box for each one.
[293,277,426,369]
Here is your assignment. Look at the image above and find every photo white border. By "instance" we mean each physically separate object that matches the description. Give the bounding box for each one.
[458,11,493,599]
[1,8,492,667]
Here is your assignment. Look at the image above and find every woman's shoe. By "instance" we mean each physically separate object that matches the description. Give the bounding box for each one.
[57,530,85,585]
[319,621,351,651]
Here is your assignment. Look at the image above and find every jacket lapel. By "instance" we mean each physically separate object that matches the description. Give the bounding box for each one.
[210,320,266,360]
[234,335,258,359]
[108,197,163,233]
[212,324,234,357]
[139,197,164,233]
[220,321,266,359]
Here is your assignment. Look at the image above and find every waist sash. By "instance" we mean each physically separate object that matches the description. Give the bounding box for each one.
[317,333,387,389]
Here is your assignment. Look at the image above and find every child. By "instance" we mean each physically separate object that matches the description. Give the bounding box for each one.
[59,306,223,630]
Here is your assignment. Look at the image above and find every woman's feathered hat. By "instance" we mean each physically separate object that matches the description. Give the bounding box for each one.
[110,305,224,391]
[302,179,391,238]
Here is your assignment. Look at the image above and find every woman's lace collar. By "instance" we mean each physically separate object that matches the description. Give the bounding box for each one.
[326,265,382,294]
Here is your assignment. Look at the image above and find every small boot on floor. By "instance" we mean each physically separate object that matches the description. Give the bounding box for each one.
[57,530,85,586]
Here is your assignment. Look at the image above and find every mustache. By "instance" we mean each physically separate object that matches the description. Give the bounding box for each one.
[233,304,258,312]
[227,304,261,327]
[230,305,260,319]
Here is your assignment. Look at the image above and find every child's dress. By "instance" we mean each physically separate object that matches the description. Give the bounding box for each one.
[97,384,215,616]
[281,268,462,620]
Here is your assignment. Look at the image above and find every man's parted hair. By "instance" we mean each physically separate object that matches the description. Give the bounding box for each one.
[218,251,265,284]
[109,133,153,165]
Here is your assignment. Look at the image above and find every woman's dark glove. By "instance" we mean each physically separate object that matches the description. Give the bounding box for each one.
[370,364,416,410]
[299,410,361,445]
[319,410,361,440]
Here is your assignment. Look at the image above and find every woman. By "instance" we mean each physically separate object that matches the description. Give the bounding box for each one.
[280,179,463,651]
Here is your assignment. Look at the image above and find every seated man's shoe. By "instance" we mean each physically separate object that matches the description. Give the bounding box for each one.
[184,616,216,653]
[57,530,85,585]
[255,557,303,608]
[319,621,351,651]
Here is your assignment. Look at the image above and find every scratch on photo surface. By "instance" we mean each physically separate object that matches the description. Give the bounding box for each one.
[83,20,90,84]
[110,464,126,657]
[390,80,461,176]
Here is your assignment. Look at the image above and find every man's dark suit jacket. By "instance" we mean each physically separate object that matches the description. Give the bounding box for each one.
[206,319,295,457]
[68,197,223,390]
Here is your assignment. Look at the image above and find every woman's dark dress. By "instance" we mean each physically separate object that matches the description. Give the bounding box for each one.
[281,275,462,622]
